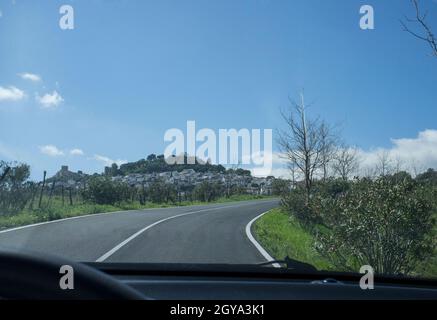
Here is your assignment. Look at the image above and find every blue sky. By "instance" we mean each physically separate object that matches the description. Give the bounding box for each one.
[0,0,436,179]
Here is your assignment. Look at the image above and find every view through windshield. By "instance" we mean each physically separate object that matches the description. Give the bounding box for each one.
[0,0,436,280]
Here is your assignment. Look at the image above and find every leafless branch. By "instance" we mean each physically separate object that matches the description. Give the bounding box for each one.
[277,93,337,199]
[401,0,437,57]
[331,145,360,181]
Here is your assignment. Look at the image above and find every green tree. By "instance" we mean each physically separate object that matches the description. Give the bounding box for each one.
[416,168,437,185]
[0,161,32,214]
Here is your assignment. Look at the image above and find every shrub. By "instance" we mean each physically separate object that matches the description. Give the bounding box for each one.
[272,178,290,196]
[194,181,224,202]
[312,178,351,199]
[229,184,247,196]
[0,161,33,215]
[147,179,177,204]
[315,177,436,275]
[416,168,437,186]
[281,188,320,225]
[81,177,129,205]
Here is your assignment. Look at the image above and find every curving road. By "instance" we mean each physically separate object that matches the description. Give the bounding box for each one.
[0,199,279,264]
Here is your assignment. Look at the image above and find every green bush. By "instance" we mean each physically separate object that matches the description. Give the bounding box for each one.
[281,188,320,224]
[194,181,224,202]
[271,178,290,196]
[282,179,352,226]
[81,177,129,205]
[315,177,436,275]
[312,178,351,198]
[147,179,177,204]
[229,184,247,196]
[416,168,437,185]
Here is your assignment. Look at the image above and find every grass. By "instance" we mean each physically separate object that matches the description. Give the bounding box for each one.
[253,207,334,271]
[254,207,437,277]
[0,194,274,231]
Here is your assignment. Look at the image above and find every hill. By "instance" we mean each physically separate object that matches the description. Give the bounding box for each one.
[107,154,252,177]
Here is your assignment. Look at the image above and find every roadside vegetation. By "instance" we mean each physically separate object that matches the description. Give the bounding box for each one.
[255,175,437,277]
[0,160,274,230]
[254,207,332,271]
[254,96,437,278]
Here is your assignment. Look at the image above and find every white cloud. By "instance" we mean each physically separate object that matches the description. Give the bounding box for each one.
[265,129,437,179]
[357,129,437,175]
[0,10,3,18]
[36,90,64,109]
[0,86,25,101]
[245,151,291,178]
[39,145,64,157]
[94,154,127,167]
[70,148,84,156]
[19,72,41,82]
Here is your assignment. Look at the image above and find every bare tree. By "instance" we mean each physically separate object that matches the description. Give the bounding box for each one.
[409,158,427,177]
[332,146,360,181]
[319,122,339,181]
[401,0,437,57]
[363,166,377,179]
[393,155,405,173]
[277,93,331,201]
[287,160,298,188]
[376,150,393,176]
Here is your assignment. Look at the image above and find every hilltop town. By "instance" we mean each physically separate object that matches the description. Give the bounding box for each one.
[47,154,286,196]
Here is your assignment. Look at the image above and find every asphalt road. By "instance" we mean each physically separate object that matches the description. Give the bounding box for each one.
[0,199,279,264]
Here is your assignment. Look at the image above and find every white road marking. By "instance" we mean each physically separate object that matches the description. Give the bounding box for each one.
[0,200,261,235]
[0,206,181,235]
[95,203,250,262]
[245,210,281,268]
[0,199,277,264]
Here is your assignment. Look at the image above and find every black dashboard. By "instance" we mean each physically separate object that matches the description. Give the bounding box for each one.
[88,263,437,300]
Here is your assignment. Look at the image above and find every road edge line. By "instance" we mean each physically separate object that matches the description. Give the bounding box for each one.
[245,210,281,268]
[0,207,168,235]
[95,203,249,262]
[0,199,270,235]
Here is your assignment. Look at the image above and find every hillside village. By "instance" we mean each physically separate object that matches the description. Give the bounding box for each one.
[110,169,275,195]
[48,161,282,196]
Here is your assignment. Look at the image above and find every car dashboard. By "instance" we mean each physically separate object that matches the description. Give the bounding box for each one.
[87,263,437,300]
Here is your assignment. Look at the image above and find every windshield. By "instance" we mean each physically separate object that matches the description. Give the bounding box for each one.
[0,0,436,280]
